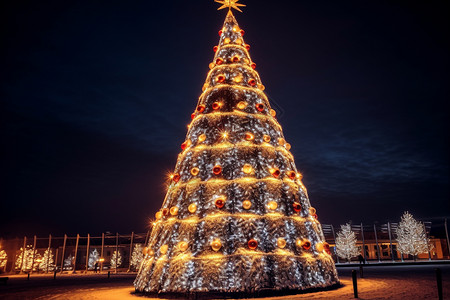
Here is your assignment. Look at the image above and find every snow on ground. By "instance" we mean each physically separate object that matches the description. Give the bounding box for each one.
[0,264,448,299]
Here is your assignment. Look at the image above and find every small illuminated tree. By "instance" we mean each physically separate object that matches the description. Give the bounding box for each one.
[15,246,40,272]
[88,249,100,270]
[0,250,7,270]
[110,250,122,269]
[130,244,144,271]
[38,249,55,272]
[64,255,74,270]
[335,223,360,262]
[396,211,432,260]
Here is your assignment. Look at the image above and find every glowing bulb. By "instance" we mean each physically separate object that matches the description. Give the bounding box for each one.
[221,131,229,139]
[248,239,258,250]
[316,242,324,252]
[211,239,222,251]
[155,211,162,220]
[242,164,253,174]
[224,37,230,44]
[263,135,271,142]
[191,167,199,176]
[178,241,188,252]
[215,196,226,208]
[188,203,197,213]
[244,132,254,141]
[267,201,278,210]
[237,101,247,109]
[277,238,286,249]
[242,200,252,210]
[160,245,168,255]
[170,206,179,216]
[198,134,206,143]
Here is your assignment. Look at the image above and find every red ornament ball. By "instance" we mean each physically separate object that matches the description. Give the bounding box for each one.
[248,79,256,86]
[215,197,225,209]
[218,30,223,36]
[172,173,180,183]
[270,168,280,178]
[313,214,318,220]
[216,75,225,83]
[191,113,196,120]
[181,142,187,150]
[232,55,240,63]
[248,239,258,250]
[255,103,265,112]
[212,102,221,110]
[287,171,296,180]
[293,202,302,212]
[302,241,311,250]
[251,63,256,69]
[162,208,169,216]
[213,46,218,52]
[216,58,224,65]
[245,44,251,50]
[213,165,222,175]
[196,105,205,113]
[240,29,245,36]
[324,243,331,255]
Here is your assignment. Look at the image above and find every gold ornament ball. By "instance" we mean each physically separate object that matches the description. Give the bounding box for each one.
[263,135,271,143]
[224,37,231,44]
[188,203,197,213]
[285,143,291,151]
[267,201,278,210]
[316,242,324,252]
[235,38,243,45]
[278,137,285,146]
[178,241,188,252]
[309,207,316,215]
[170,206,179,216]
[277,238,287,249]
[160,244,168,255]
[242,164,253,174]
[155,211,162,220]
[209,63,214,69]
[270,109,276,117]
[198,134,206,143]
[234,75,243,83]
[191,167,199,176]
[242,200,252,210]
[211,239,222,252]
[237,101,247,110]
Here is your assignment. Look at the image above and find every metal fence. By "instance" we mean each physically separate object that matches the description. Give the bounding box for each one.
[1,219,449,274]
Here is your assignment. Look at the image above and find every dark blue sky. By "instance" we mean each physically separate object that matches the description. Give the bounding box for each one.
[1,0,448,238]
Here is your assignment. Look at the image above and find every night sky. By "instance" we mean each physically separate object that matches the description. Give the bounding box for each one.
[1,0,448,238]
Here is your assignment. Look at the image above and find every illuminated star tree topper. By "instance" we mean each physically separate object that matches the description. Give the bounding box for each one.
[215,0,246,12]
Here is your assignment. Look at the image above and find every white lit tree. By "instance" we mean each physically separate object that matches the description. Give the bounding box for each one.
[134,1,339,295]
[88,249,100,270]
[130,244,144,271]
[0,250,7,270]
[335,223,360,262]
[111,250,122,269]
[63,254,74,270]
[396,211,433,260]
[38,248,55,272]
[15,246,40,272]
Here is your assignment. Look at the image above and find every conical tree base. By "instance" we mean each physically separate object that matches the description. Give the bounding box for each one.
[134,8,339,295]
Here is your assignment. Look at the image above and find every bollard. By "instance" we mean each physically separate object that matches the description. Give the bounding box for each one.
[359,264,364,278]
[53,269,57,280]
[436,268,443,300]
[27,273,30,281]
[108,271,110,279]
[352,269,358,298]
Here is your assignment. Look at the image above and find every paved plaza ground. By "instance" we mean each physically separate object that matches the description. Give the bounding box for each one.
[0,264,448,299]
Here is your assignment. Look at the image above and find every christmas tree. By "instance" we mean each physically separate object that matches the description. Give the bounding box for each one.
[335,223,360,262]
[396,212,432,260]
[135,0,339,295]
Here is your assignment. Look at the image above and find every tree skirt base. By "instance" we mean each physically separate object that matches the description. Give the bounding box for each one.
[134,282,342,299]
